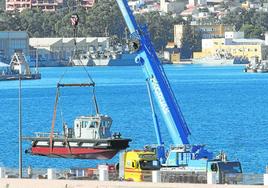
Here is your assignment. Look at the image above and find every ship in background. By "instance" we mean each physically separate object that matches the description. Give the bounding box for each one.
[69,49,93,66]
[89,43,137,66]
[244,57,268,73]
[192,52,250,65]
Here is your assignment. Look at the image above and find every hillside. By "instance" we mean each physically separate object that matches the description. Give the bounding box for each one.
[0,0,4,9]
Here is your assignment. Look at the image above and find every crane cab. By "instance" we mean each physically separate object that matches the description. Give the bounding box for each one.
[163,145,212,168]
[73,115,112,139]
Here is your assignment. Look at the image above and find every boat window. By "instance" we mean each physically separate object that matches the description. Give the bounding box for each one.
[211,163,218,172]
[81,122,84,128]
[80,121,89,128]
[101,121,108,127]
[89,121,97,128]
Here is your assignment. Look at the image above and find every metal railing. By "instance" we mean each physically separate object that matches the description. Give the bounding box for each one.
[1,167,266,186]
[4,168,69,179]
[34,132,61,138]
[160,171,207,184]
[224,173,264,185]
[68,168,119,181]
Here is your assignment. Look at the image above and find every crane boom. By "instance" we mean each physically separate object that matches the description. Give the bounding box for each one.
[116,0,190,145]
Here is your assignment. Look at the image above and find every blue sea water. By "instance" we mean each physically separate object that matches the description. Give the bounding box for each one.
[0,65,267,173]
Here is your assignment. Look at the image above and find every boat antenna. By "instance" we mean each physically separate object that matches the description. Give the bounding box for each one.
[92,86,100,115]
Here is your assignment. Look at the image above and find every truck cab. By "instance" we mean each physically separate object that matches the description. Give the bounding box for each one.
[121,150,160,182]
[208,161,242,184]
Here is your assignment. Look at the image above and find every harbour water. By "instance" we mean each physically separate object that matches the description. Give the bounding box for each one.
[0,65,268,173]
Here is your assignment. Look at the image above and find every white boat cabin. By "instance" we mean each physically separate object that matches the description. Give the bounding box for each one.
[10,51,31,75]
[72,115,112,139]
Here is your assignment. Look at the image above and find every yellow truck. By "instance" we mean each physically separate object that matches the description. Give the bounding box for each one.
[119,150,160,182]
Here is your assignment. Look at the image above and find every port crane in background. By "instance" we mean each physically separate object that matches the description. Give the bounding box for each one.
[115,0,242,182]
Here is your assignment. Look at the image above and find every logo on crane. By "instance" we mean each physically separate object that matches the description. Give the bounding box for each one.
[151,78,169,114]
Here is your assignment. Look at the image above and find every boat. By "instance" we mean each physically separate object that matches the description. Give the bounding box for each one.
[0,50,41,81]
[69,50,93,66]
[256,60,268,73]
[244,57,268,73]
[79,43,137,66]
[24,83,131,160]
[91,51,137,66]
[192,52,249,65]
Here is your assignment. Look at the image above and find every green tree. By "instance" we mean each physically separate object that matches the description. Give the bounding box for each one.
[240,24,263,38]
[221,8,268,38]
[180,23,200,59]
[0,0,4,10]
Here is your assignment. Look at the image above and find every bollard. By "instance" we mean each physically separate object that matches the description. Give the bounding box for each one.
[47,168,56,180]
[264,174,268,185]
[152,171,161,183]
[207,172,217,184]
[119,152,125,180]
[99,169,109,181]
[0,167,5,178]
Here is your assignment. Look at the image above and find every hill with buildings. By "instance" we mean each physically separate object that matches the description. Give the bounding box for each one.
[1,0,268,60]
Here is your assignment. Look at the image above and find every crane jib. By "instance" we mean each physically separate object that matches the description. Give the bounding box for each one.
[116,0,190,145]
[140,51,190,145]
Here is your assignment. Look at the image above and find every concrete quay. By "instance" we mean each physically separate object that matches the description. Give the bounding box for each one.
[0,179,267,188]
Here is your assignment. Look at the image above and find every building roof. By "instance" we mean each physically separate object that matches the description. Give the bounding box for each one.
[207,0,224,3]
[180,7,197,16]
[29,38,62,47]
[232,38,265,45]
[97,37,109,43]
[62,38,74,44]
[0,31,28,39]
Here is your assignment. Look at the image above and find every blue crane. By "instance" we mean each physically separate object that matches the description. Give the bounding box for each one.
[116,0,242,178]
[116,0,190,146]
[116,0,209,157]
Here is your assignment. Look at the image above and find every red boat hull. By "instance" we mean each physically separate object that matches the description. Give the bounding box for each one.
[30,147,118,159]
[25,137,131,159]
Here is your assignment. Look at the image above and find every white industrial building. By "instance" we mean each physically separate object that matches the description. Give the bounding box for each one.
[160,0,186,14]
[29,37,109,62]
[0,31,29,62]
